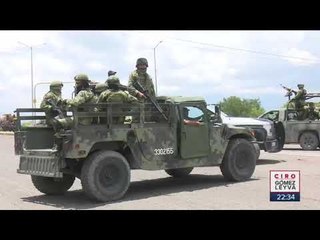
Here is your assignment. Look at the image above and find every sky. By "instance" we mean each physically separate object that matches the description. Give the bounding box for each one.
[1,30,320,116]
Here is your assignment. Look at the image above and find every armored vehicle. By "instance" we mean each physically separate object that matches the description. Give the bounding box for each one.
[14,96,258,202]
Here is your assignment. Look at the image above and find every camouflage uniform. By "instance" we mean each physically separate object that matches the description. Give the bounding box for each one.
[289,84,307,120]
[304,102,320,120]
[128,58,156,98]
[93,83,108,102]
[40,81,64,126]
[99,76,138,124]
[57,74,95,129]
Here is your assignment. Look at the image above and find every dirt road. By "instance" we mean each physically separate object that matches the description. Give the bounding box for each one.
[1,134,319,210]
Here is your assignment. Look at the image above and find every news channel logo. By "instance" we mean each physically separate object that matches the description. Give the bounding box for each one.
[270,170,300,202]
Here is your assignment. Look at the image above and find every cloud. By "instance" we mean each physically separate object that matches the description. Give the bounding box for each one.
[282,48,319,66]
[1,31,320,116]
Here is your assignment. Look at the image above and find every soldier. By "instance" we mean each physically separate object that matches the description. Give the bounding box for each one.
[304,102,320,120]
[108,70,117,77]
[289,84,307,120]
[53,74,96,130]
[106,76,145,100]
[40,81,65,127]
[98,75,138,124]
[128,57,156,98]
[93,83,108,102]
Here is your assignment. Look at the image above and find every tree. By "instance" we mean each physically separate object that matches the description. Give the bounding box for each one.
[219,96,265,117]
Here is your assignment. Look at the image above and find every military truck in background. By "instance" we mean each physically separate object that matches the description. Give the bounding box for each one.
[259,90,320,150]
[259,105,320,150]
[14,96,258,202]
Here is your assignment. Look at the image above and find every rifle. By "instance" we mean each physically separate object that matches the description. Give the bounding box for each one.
[280,84,297,100]
[46,99,66,119]
[132,81,168,120]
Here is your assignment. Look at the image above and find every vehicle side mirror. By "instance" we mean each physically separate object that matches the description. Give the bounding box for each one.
[215,105,220,115]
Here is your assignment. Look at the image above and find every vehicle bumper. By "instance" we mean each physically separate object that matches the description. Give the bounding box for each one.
[258,139,280,153]
[17,150,64,178]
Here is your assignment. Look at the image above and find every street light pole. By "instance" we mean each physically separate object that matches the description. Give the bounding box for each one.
[18,41,46,108]
[30,46,34,108]
[153,40,163,96]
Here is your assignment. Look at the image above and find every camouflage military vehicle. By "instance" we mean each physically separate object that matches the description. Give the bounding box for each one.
[259,106,320,150]
[259,92,320,150]
[14,96,257,202]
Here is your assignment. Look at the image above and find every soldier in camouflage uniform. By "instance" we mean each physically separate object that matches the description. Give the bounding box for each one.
[98,75,138,124]
[289,84,307,120]
[128,58,156,98]
[304,102,320,120]
[40,81,65,126]
[93,83,108,102]
[54,74,96,130]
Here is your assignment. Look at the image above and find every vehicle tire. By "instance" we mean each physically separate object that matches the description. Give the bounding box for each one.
[299,132,319,150]
[81,150,130,202]
[31,174,75,195]
[165,167,193,177]
[220,138,256,182]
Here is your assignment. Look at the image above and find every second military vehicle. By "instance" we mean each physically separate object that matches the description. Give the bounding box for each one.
[259,91,320,150]
[14,96,258,202]
[259,107,320,150]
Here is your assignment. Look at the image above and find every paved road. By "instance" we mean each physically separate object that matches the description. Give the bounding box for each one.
[1,134,319,210]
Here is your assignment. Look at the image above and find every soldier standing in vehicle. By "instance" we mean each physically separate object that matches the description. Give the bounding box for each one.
[40,81,65,126]
[128,57,156,98]
[289,83,307,120]
[98,75,138,124]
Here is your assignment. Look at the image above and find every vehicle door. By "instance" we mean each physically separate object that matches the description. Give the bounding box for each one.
[179,104,210,159]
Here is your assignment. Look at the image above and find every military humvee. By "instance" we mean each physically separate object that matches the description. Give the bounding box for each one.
[14,96,257,202]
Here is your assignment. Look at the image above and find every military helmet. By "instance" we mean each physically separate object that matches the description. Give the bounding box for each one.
[95,83,107,93]
[107,75,120,86]
[74,74,89,82]
[50,81,63,88]
[136,58,148,67]
[297,84,304,88]
[108,70,117,77]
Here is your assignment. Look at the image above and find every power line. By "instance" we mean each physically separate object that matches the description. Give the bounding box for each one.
[168,38,320,63]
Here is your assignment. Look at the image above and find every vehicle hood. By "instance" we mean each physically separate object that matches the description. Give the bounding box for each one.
[221,116,271,126]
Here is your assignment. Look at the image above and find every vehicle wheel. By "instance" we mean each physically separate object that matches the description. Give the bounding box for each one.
[299,132,319,150]
[31,174,75,195]
[165,167,193,177]
[81,150,130,202]
[220,139,256,182]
